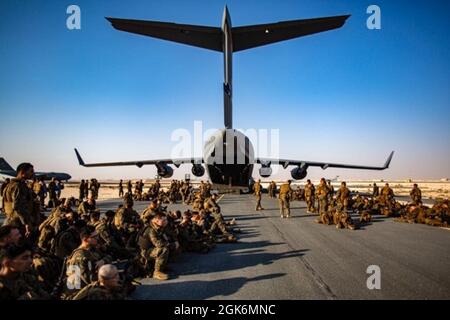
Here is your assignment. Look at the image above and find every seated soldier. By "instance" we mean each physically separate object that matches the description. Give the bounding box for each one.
[65,226,112,296]
[95,210,131,260]
[0,244,51,300]
[141,200,160,224]
[178,211,214,253]
[78,197,96,217]
[0,225,23,248]
[138,213,179,280]
[114,198,141,248]
[72,264,127,300]
[32,247,61,293]
[88,210,102,228]
[53,219,86,259]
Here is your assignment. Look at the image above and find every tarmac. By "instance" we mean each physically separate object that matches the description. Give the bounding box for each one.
[95,194,450,300]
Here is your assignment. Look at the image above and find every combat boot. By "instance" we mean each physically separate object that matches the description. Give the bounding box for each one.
[153,270,169,280]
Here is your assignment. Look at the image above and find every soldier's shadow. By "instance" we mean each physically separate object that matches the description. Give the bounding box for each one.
[172,240,308,276]
[132,273,286,300]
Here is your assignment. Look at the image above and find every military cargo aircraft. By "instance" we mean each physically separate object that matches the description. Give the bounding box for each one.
[0,157,72,181]
[75,6,393,188]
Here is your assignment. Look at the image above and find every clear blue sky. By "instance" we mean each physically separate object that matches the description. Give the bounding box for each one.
[0,0,449,180]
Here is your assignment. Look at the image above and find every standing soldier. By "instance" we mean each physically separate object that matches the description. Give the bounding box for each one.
[2,163,36,239]
[327,180,335,203]
[32,177,46,210]
[118,179,124,198]
[410,183,422,206]
[83,179,89,200]
[279,180,293,218]
[134,180,140,198]
[94,179,100,199]
[1,178,11,213]
[47,178,57,208]
[270,181,277,198]
[336,181,351,212]
[304,179,316,213]
[154,179,161,195]
[316,178,329,215]
[89,179,97,200]
[253,179,263,211]
[372,183,379,198]
[56,180,63,199]
[79,179,85,202]
[127,180,132,195]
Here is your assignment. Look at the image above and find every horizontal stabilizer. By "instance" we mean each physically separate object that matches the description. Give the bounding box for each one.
[232,15,350,52]
[106,17,222,52]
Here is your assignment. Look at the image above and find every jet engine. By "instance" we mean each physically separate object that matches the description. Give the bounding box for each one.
[191,164,205,177]
[259,161,272,178]
[291,166,308,180]
[156,163,173,178]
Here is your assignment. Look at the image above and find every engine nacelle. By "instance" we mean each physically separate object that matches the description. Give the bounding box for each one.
[191,164,205,177]
[291,166,308,180]
[259,166,272,178]
[259,161,272,178]
[156,163,173,178]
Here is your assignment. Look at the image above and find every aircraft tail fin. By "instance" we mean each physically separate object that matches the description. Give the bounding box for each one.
[0,158,14,171]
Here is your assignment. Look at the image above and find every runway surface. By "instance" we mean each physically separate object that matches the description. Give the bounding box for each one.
[95,194,450,300]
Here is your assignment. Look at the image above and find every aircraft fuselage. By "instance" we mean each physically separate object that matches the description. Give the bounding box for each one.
[203,129,254,187]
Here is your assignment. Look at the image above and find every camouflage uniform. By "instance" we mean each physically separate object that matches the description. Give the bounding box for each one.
[138,222,170,275]
[410,185,422,206]
[72,281,127,300]
[78,180,85,201]
[0,272,52,300]
[47,180,57,208]
[2,178,40,233]
[95,218,129,259]
[66,247,112,292]
[279,182,292,218]
[336,185,351,211]
[315,182,329,215]
[32,180,46,209]
[380,185,394,206]
[372,184,379,197]
[118,180,124,198]
[1,179,10,213]
[253,181,263,211]
[304,182,316,213]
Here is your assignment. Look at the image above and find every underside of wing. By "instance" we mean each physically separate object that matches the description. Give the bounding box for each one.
[232,15,350,52]
[106,17,223,52]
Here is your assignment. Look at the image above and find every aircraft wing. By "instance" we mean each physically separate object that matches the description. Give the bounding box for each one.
[74,149,203,168]
[257,151,394,171]
[232,14,350,52]
[105,17,222,52]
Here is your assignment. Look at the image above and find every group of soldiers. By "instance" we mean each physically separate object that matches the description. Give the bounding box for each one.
[78,179,101,202]
[118,179,200,204]
[0,163,240,300]
[253,179,449,230]
[1,176,66,212]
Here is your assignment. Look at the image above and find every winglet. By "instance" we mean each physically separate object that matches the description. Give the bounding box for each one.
[74,148,86,166]
[383,151,394,169]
